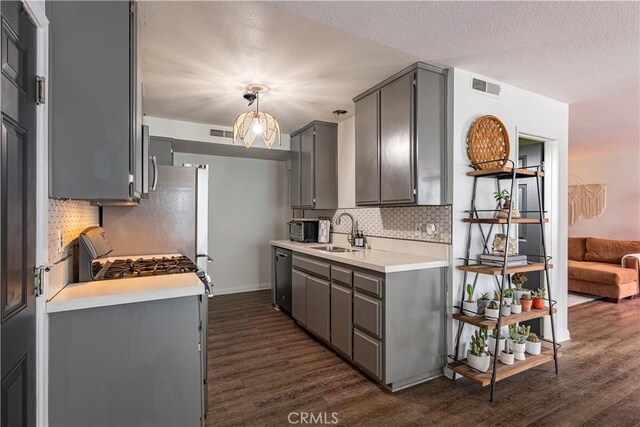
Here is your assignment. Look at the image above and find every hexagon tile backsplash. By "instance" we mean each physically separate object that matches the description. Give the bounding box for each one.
[49,199,99,264]
[303,206,452,244]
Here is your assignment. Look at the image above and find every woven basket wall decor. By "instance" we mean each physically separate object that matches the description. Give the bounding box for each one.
[467,115,510,169]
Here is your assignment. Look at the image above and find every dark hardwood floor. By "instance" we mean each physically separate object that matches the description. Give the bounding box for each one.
[206,290,640,426]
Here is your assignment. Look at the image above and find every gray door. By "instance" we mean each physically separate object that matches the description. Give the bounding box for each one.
[292,269,307,326]
[355,91,380,205]
[380,73,414,204]
[289,133,301,208]
[299,127,315,207]
[306,276,330,342]
[330,284,352,358]
[1,2,37,425]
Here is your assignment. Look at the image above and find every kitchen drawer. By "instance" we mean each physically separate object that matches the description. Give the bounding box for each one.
[293,255,330,280]
[331,266,352,287]
[354,272,382,298]
[354,292,382,339]
[354,328,382,380]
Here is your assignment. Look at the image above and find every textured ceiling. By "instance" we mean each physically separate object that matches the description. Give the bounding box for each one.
[139,1,419,133]
[273,1,640,153]
[141,1,639,153]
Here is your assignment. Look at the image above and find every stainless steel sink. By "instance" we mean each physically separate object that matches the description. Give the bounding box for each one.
[311,245,358,253]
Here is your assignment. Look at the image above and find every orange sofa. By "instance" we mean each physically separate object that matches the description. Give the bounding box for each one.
[568,237,640,302]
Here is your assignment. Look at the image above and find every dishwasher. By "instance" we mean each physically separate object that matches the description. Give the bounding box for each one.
[274,247,292,314]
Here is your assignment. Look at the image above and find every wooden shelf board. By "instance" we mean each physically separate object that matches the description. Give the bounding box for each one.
[467,167,544,179]
[463,218,549,224]
[458,263,552,275]
[453,308,557,329]
[447,347,559,387]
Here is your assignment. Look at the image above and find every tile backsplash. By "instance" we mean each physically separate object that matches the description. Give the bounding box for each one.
[303,206,452,244]
[48,199,99,264]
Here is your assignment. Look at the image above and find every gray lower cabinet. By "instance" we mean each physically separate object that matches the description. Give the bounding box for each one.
[306,276,330,342]
[354,292,382,339]
[292,269,307,326]
[290,121,337,209]
[330,283,352,357]
[353,328,383,380]
[353,62,447,206]
[49,1,144,201]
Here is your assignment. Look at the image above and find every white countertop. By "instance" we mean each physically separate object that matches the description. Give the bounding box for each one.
[270,240,449,273]
[47,273,204,314]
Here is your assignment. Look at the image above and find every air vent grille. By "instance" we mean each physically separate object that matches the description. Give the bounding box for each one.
[210,128,233,138]
[472,78,501,96]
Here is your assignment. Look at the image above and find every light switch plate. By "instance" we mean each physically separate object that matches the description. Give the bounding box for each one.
[57,229,63,252]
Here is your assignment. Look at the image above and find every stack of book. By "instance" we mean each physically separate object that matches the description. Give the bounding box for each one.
[479,253,528,267]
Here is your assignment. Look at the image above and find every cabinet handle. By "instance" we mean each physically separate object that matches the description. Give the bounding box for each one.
[150,155,158,191]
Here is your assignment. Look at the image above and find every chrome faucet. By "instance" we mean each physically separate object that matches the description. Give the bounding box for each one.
[336,212,358,247]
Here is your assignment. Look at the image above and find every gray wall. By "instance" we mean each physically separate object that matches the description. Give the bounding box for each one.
[174,152,288,295]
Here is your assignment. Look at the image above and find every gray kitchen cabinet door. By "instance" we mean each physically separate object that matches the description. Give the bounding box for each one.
[292,269,307,326]
[313,123,338,209]
[306,276,330,342]
[331,284,353,358]
[49,1,137,200]
[355,91,380,205]
[379,72,415,204]
[150,136,174,166]
[354,328,382,380]
[299,127,315,207]
[290,133,301,208]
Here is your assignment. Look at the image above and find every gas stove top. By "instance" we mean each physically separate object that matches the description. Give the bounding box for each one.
[91,256,199,280]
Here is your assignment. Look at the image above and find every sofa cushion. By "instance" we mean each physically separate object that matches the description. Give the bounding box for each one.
[568,237,587,261]
[568,260,638,285]
[584,238,640,264]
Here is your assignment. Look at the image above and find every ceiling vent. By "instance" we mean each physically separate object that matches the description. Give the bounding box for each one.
[210,128,233,139]
[472,77,501,96]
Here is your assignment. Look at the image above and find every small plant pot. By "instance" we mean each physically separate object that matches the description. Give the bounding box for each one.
[462,300,478,316]
[532,298,545,310]
[485,307,499,319]
[512,342,526,354]
[477,299,489,314]
[501,305,511,316]
[526,340,542,355]
[514,289,531,301]
[511,304,522,314]
[521,299,533,312]
[467,350,491,373]
[488,336,506,355]
[503,296,513,306]
[514,351,526,361]
[500,351,514,365]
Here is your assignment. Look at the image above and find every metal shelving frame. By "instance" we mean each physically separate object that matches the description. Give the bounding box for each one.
[448,159,560,402]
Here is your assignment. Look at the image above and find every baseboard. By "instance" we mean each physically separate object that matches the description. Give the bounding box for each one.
[213,282,271,296]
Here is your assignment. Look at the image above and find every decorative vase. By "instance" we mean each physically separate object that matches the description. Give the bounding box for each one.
[501,305,511,316]
[521,299,533,312]
[487,336,506,355]
[500,351,514,365]
[526,340,542,356]
[511,303,522,314]
[532,298,545,310]
[495,197,521,219]
[485,307,499,319]
[462,300,478,316]
[477,299,490,314]
[467,351,491,373]
[503,296,513,306]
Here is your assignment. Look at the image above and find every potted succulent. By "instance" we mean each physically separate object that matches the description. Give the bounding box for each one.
[518,325,531,337]
[532,288,547,310]
[502,288,514,305]
[520,293,533,312]
[508,324,526,360]
[487,327,506,356]
[462,284,478,315]
[512,272,531,300]
[500,345,514,365]
[501,301,511,317]
[477,292,491,314]
[467,330,490,373]
[485,300,500,319]
[494,189,521,219]
[526,332,542,355]
[511,296,522,314]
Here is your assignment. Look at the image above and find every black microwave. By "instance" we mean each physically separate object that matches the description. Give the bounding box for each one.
[288,220,319,243]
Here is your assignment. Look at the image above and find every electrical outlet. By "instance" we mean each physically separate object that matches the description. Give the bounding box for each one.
[426,223,437,238]
[57,229,63,252]
[414,222,423,237]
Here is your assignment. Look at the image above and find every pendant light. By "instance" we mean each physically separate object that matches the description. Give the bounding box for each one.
[232,85,282,149]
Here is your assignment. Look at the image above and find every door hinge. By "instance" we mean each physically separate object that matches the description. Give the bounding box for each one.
[198,343,202,352]
[34,265,52,297]
[35,76,45,105]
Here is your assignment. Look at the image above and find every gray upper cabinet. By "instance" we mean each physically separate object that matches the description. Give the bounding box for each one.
[355,92,380,205]
[353,62,447,206]
[49,1,143,202]
[290,121,337,209]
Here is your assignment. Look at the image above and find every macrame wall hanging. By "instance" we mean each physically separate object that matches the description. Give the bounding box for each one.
[568,176,606,226]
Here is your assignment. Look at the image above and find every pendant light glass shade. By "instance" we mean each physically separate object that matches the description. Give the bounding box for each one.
[232,91,282,149]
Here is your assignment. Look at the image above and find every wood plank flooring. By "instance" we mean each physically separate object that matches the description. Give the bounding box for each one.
[206,290,640,426]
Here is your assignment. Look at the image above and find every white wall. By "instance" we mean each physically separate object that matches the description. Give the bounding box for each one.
[449,69,570,366]
[568,149,640,240]
[337,116,356,208]
[144,116,291,150]
[174,152,288,295]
